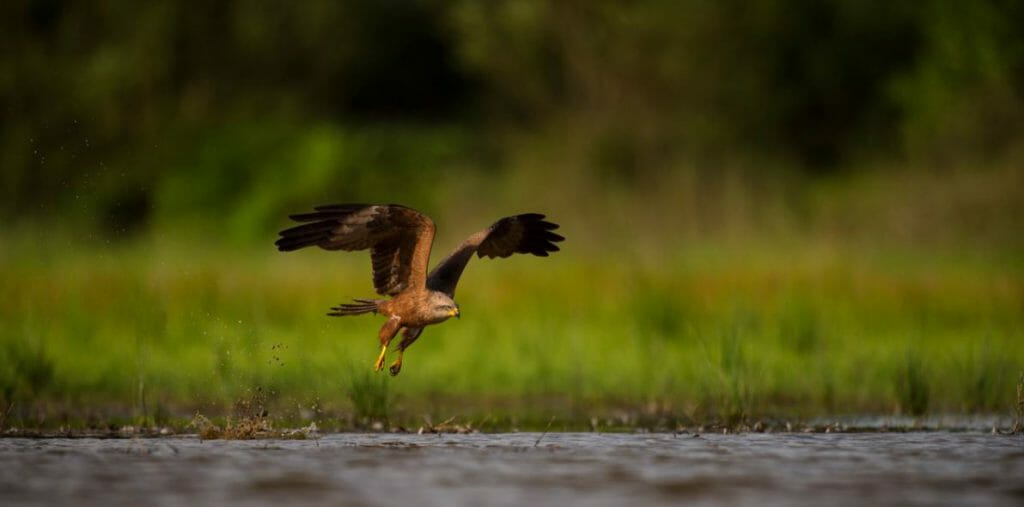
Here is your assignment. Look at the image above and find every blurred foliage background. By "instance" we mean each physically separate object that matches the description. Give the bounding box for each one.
[1,0,1022,430]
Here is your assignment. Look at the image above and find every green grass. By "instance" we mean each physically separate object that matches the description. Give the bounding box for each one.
[1014,372,1024,434]
[1,234,1022,431]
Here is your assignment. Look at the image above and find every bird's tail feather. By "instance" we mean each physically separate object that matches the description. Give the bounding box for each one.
[328,298,381,317]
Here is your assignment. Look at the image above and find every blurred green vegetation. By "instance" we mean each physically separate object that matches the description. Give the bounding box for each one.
[1,238,1020,429]
[1,0,1023,429]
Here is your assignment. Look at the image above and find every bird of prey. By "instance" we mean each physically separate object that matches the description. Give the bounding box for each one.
[275,204,564,376]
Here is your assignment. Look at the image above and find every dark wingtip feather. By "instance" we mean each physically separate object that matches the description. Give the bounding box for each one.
[290,204,367,222]
[480,213,565,258]
[525,216,563,256]
[542,231,565,242]
[275,241,300,252]
[275,217,342,252]
[275,238,322,252]
[288,212,325,221]
[278,203,375,251]
[278,220,338,237]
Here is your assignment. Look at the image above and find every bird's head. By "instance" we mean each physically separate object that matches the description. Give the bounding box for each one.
[428,291,460,321]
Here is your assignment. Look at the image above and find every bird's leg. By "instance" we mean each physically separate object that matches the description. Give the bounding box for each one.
[388,351,404,376]
[374,316,402,373]
[389,327,422,376]
[374,346,388,372]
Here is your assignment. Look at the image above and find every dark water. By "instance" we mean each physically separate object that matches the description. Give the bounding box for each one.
[2,433,1022,507]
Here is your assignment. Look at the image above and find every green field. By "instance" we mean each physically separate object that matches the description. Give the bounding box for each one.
[3,229,1021,432]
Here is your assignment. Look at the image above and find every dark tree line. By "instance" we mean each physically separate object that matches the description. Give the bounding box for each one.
[2,0,1022,231]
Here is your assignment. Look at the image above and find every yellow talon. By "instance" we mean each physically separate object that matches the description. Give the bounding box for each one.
[389,352,404,376]
[374,345,387,372]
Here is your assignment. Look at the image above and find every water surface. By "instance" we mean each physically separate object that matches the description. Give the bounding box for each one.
[2,432,1022,506]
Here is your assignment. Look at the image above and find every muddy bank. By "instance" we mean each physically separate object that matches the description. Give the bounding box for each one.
[2,412,1019,439]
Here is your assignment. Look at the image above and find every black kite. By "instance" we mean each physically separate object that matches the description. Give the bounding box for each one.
[276,204,564,375]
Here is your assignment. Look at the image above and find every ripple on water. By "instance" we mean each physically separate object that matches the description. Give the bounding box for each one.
[0,433,1021,507]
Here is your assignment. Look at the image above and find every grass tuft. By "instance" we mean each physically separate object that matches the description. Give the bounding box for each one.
[1014,372,1023,435]
[896,349,930,417]
[348,369,391,426]
[0,339,54,409]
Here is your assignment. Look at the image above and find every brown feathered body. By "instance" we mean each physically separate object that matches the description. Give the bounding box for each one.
[276,204,563,375]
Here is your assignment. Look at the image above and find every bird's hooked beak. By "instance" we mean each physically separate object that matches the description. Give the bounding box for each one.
[449,306,460,319]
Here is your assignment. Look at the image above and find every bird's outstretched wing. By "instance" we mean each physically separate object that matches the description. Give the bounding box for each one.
[276,204,436,296]
[427,213,563,297]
